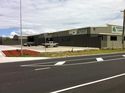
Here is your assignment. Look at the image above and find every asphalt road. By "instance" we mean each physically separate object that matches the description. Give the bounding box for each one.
[0,52,125,93]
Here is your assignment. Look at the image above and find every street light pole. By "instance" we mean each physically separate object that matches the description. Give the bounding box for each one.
[44,33,47,52]
[123,10,125,50]
[20,0,23,55]
[121,10,125,50]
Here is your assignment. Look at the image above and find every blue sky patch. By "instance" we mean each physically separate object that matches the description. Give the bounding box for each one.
[0,28,18,36]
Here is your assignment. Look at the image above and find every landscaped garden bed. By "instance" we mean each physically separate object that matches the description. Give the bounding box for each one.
[2,49,40,57]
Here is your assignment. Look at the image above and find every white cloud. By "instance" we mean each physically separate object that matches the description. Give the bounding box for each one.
[9,31,18,38]
[21,29,40,35]
[10,31,18,36]
[0,0,125,35]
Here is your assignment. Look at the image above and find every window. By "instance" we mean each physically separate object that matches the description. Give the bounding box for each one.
[110,36,117,41]
[93,28,96,31]
[101,36,104,40]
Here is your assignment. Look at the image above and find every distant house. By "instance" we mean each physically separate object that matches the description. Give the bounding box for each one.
[13,35,19,41]
[1,35,28,45]
[12,35,28,45]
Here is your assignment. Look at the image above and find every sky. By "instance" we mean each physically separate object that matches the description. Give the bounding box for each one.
[0,0,125,37]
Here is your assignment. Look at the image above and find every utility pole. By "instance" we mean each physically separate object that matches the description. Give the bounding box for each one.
[44,33,47,52]
[20,0,23,55]
[121,10,125,50]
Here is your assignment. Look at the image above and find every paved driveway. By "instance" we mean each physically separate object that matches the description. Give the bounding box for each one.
[14,45,99,52]
[0,45,21,51]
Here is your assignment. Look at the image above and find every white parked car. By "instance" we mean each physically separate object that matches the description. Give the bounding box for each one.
[42,41,58,48]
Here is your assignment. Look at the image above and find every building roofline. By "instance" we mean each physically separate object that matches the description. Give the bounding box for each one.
[27,24,123,37]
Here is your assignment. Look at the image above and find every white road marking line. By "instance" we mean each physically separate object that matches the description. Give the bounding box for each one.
[20,62,57,67]
[50,73,125,93]
[35,67,51,71]
[67,54,123,62]
[20,54,124,67]
[23,61,99,68]
[20,57,125,68]
[122,55,125,57]
[21,64,35,67]
[96,57,104,62]
[54,61,66,66]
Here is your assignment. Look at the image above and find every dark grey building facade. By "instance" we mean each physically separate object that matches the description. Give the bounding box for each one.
[28,24,124,49]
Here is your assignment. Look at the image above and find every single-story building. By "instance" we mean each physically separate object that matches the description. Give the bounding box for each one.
[27,24,124,49]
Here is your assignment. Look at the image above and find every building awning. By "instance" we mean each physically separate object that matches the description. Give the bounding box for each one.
[98,33,122,36]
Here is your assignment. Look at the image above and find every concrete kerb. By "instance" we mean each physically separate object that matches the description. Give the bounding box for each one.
[0,51,6,57]
[0,57,50,64]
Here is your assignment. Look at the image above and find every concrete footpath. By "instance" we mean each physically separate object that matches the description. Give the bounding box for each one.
[0,57,49,63]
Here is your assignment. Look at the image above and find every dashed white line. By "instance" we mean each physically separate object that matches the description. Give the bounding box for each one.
[35,67,51,71]
[50,73,125,93]
[96,57,104,62]
[20,57,125,68]
[54,61,66,66]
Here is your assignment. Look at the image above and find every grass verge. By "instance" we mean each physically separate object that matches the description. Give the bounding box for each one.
[40,49,125,57]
